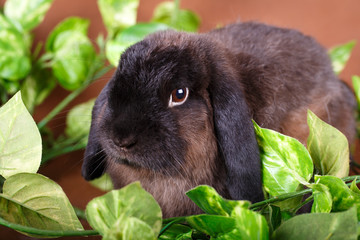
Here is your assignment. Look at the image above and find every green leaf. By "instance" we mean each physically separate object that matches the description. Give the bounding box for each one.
[0,173,83,233]
[352,76,360,111]
[186,185,250,216]
[103,215,156,240]
[158,224,192,240]
[0,92,41,178]
[4,0,54,31]
[0,15,31,80]
[152,1,200,32]
[329,40,356,75]
[216,206,269,240]
[90,173,114,192]
[272,207,358,240]
[185,214,236,237]
[85,182,162,237]
[65,99,95,145]
[106,22,169,66]
[20,67,56,113]
[309,183,332,213]
[45,17,90,52]
[51,31,96,90]
[315,175,360,212]
[307,110,349,178]
[97,0,139,37]
[253,121,313,196]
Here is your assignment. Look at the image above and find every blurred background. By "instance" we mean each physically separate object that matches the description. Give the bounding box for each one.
[1,0,359,239]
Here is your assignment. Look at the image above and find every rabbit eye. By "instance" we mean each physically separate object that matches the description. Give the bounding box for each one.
[168,87,189,107]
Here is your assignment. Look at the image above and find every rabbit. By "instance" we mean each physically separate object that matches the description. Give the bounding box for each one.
[82,22,356,218]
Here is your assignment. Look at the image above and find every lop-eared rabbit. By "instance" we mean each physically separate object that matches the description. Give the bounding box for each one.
[82,22,356,218]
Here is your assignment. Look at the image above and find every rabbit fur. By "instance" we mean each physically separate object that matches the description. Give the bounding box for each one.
[82,22,356,218]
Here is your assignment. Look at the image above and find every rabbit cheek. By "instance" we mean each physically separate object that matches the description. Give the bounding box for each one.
[175,95,228,195]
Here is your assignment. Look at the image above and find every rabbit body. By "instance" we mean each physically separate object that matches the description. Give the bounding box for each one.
[82,22,356,218]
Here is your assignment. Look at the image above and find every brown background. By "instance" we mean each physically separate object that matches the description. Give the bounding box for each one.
[1,0,359,239]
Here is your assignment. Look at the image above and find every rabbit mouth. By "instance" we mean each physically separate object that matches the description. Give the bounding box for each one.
[103,138,184,173]
[115,157,142,168]
[102,137,153,169]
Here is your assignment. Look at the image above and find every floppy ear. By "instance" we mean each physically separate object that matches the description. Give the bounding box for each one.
[82,85,108,181]
[208,62,264,203]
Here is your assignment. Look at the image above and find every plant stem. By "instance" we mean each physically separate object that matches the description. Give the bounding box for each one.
[0,217,98,237]
[250,189,313,211]
[250,175,360,210]
[41,141,87,164]
[37,85,86,130]
[37,64,113,130]
[342,175,360,183]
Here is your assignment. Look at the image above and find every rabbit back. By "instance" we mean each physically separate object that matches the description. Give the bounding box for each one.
[208,22,356,143]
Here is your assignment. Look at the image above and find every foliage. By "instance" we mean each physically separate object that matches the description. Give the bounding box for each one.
[86,182,162,240]
[0,0,359,239]
[0,92,41,178]
[0,173,83,235]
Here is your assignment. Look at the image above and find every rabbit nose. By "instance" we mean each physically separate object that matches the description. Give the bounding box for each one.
[118,136,137,150]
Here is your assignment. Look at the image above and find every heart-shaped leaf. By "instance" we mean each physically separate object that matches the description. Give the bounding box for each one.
[253,121,313,196]
[86,182,162,238]
[0,92,41,178]
[0,173,83,232]
[307,110,349,178]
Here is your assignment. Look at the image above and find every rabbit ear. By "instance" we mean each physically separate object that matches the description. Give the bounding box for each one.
[208,66,264,203]
[82,86,108,181]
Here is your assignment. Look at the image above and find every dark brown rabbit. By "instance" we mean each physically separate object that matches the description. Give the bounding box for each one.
[82,22,356,218]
